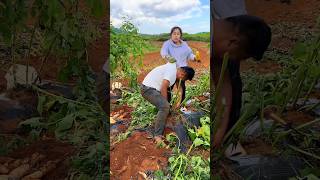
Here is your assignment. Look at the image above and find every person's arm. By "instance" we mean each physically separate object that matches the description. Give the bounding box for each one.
[186,45,196,61]
[160,79,170,99]
[160,41,170,59]
[213,65,233,148]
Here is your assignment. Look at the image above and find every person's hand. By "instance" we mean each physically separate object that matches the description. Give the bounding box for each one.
[195,51,201,63]
[165,55,176,63]
[171,103,181,111]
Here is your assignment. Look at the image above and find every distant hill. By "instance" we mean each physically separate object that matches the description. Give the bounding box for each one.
[141,32,210,42]
[111,25,210,42]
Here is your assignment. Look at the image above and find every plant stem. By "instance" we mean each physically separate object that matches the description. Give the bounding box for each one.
[274,118,320,144]
[11,28,17,85]
[288,144,320,161]
[212,53,229,133]
[186,143,194,156]
[32,85,99,109]
[174,156,183,180]
[26,25,37,86]
[303,78,317,105]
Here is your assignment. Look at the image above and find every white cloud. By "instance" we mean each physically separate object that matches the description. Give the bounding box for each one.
[110,0,208,33]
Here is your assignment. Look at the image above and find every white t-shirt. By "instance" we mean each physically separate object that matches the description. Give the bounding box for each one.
[142,63,177,91]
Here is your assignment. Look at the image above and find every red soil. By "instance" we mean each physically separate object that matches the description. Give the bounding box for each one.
[110,131,171,180]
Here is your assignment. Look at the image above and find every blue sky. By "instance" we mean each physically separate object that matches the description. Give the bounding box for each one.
[110,0,210,34]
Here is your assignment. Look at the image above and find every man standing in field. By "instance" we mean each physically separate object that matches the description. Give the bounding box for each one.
[141,62,195,143]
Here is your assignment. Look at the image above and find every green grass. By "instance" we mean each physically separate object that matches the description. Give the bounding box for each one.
[143,41,161,53]
[141,32,210,42]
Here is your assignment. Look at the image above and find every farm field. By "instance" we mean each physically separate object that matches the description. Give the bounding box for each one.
[0,0,319,179]
[212,0,320,179]
[0,1,108,179]
[110,21,211,179]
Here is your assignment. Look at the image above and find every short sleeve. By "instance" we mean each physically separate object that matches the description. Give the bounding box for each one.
[163,67,176,85]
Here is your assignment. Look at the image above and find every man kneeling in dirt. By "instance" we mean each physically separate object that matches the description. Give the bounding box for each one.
[212,15,272,148]
[141,63,195,144]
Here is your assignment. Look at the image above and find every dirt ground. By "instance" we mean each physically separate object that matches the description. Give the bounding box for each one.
[242,138,275,155]
[0,139,75,179]
[240,60,282,74]
[110,40,210,179]
[246,0,320,26]
[282,110,315,125]
[110,131,171,180]
[214,1,320,179]
[0,25,108,180]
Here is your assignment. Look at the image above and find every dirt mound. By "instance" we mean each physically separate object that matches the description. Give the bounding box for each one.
[188,41,210,69]
[111,105,134,120]
[0,139,75,180]
[242,138,275,155]
[110,105,134,136]
[240,60,282,74]
[246,0,320,26]
[110,131,171,180]
[283,110,315,125]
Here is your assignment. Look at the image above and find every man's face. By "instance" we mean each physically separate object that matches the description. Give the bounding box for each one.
[177,70,187,81]
[171,29,181,43]
[213,19,248,61]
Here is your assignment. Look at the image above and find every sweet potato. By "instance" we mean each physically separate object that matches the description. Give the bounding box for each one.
[29,153,45,167]
[22,160,59,180]
[9,164,30,178]
[0,164,9,174]
[22,170,43,180]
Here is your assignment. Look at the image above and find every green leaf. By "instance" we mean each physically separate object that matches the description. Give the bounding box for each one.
[309,65,320,78]
[200,116,210,125]
[193,138,204,147]
[37,96,46,115]
[55,114,74,133]
[47,0,63,18]
[0,21,12,45]
[19,117,47,129]
[96,142,105,152]
[188,128,196,141]
[86,0,104,17]
[292,42,307,60]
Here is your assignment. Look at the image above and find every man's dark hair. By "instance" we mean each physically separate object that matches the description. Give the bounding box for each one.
[225,15,271,60]
[170,26,183,37]
[181,66,195,81]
